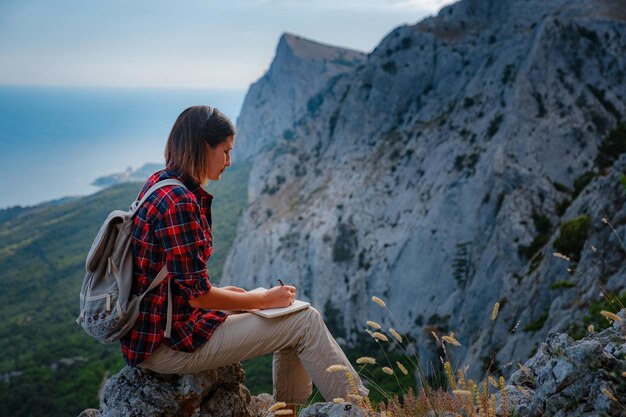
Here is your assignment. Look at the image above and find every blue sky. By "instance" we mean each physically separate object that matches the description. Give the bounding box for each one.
[0,0,453,90]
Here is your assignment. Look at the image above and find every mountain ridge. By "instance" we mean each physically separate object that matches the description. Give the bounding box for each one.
[232,32,367,163]
[222,0,626,378]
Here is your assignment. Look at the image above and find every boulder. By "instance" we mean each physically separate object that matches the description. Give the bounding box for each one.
[78,363,253,417]
[501,309,626,417]
[299,402,375,417]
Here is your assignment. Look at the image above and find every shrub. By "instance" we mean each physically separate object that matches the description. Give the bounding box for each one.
[550,280,575,290]
[519,236,548,259]
[555,199,571,216]
[553,214,591,260]
[572,171,596,198]
[523,308,549,332]
[596,123,626,169]
[519,212,552,259]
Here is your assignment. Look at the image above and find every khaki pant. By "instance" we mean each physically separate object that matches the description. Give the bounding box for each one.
[139,307,368,404]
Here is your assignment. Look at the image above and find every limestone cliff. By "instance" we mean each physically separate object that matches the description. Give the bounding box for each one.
[233,32,366,163]
[223,0,626,378]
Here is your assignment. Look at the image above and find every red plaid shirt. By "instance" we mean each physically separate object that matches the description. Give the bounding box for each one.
[120,168,228,367]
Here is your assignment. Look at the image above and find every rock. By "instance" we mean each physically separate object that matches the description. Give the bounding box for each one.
[77,410,99,417]
[80,364,253,417]
[500,309,626,416]
[299,402,374,417]
[249,393,274,417]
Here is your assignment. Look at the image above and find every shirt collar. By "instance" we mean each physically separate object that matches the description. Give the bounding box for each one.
[164,167,214,203]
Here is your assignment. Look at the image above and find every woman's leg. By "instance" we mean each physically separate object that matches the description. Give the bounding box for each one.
[273,348,313,403]
[139,307,368,404]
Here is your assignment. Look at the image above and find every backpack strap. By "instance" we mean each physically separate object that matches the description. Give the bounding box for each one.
[132,178,187,339]
[139,266,173,339]
[130,178,186,215]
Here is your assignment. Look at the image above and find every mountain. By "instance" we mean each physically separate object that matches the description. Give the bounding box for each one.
[0,162,250,417]
[91,163,165,187]
[222,0,626,379]
[232,32,366,163]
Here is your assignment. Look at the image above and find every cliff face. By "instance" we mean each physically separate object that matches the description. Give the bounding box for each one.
[232,33,366,163]
[223,0,626,375]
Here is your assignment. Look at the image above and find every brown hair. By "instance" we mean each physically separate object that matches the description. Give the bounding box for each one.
[164,106,236,185]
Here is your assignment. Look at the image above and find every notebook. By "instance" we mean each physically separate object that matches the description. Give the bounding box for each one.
[225,287,311,318]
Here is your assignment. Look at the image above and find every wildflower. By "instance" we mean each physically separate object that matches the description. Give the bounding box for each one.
[602,217,608,224]
[366,320,381,329]
[372,332,389,342]
[453,389,472,397]
[601,387,617,402]
[431,331,440,342]
[488,394,497,416]
[274,410,293,416]
[333,398,344,403]
[396,361,409,375]
[600,310,621,322]
[444,361,456,390]
[491,302,500,321]
[389,328,403,343]
[326,364,348,372]
[356,357,376,365]
[457,369,466,389]
[500,376,508,417]
[372,296,386,307]
[552,252,571,261]
[382,366,394,375]
[588,324,595,333]
[345,371,361,403]
[591,245,597,253]
[268,402,287,412]
[488,375,498,388]
[442,334,461,347]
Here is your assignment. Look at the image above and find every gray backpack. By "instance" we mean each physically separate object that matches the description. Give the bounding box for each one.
[76,178,185,344]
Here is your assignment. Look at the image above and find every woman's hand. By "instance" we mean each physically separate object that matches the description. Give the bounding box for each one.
[221,286,247,293]
[262,285,296,309]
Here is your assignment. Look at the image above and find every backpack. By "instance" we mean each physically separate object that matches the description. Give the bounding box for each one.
[76,178,185,344]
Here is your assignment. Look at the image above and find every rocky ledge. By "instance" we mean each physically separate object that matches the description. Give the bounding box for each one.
[502,308,626,416]
[78,363,253,417]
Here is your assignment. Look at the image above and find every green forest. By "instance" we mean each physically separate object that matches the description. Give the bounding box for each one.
[0,163,250,417]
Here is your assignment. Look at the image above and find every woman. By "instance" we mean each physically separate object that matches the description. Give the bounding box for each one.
[120,105,368,413]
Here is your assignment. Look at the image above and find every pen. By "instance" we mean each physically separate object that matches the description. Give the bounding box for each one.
[278,278,285,286]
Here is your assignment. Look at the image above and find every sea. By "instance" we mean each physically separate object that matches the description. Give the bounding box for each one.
[0,85,246,209]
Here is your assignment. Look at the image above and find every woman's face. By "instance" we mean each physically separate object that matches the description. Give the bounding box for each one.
[206,135,234,181]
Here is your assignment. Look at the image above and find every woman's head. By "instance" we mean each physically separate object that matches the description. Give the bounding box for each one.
[165,105,236,185]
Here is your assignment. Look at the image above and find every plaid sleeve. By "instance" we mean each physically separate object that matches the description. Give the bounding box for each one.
[154,198,212,300]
